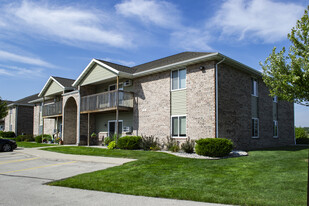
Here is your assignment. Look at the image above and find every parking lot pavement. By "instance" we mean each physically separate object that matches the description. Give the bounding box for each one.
[0,148,232,206]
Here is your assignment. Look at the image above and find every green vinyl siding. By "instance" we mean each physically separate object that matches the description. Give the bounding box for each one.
[251,96,258,118]
[81,64,117,86]
[273,102,278,120]
[45,81,63,96]
[95,112,133,133]
[171,90,186,115]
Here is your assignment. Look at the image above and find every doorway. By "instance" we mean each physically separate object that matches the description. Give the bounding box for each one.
[108,120,123,137]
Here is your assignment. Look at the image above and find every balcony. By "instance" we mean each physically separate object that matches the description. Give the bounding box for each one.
[42,101,63,117]
[81,90,133,113]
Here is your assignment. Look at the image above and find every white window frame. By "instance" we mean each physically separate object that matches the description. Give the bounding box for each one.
[252,118,259,138]
[171,115,187,138]
[171,68,186,91]
[273,96,278,103]
[251,79,258,97]
[108,120,123,137]
[273,120,278,138]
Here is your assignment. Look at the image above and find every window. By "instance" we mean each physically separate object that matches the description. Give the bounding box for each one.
[273,120,278,137]
[251,79,258,96]
[171,116,186,137]
[171,69,186,90]
[273,96,278,102]
[252,118,259,138]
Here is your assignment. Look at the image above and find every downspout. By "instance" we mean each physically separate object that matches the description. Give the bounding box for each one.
[215,58,225,138]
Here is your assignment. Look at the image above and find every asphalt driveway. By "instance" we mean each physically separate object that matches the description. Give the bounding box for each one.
[0,147,231,206]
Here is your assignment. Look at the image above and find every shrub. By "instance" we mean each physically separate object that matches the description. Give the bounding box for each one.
[140,135,160,150]
[117,136,141,150]
[195,138,233,157]
[104,136,113,146]
[108,141,116,149]
[181,137,195,153]
[169,144,180,152]
[35,135,42,143]
[16,135,34,142]
[164,136,179,152]
[0,131,16,138]
[296,137,309,144]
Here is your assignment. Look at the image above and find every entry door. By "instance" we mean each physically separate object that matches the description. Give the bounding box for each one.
[109,84,123,107]
[108,121,123,137]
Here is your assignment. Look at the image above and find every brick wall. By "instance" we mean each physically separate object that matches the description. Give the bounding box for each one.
[17,106,33,135]
[133,70,171,140]
[218,63,294,150]
[33,105,40,136]
[186,61,216,140]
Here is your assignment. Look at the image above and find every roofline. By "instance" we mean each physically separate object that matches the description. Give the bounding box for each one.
[133,53,219,77]
[7,103,34,107]
[72,59,120,87]
[72,52,262,86]
[38,76,65,97]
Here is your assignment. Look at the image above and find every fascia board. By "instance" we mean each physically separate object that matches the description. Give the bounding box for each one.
[132,53,219,78]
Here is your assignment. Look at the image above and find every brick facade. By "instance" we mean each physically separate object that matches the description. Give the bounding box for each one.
[218,63,294,150]
[187,61,216,140]
[133,70,171,140]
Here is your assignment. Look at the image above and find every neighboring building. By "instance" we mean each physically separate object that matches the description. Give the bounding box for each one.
[0,100,13,131]
[4,94,38,136]
[30,76,76,140]
[36,52,295,150]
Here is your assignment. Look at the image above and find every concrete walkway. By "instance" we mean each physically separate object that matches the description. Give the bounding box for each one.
[1,147,234,206]
[15,147,136,164]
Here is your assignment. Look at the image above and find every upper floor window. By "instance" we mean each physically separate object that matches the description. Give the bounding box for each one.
[273,96,278,103]
[251,79,258,97]
[171,69,186,90]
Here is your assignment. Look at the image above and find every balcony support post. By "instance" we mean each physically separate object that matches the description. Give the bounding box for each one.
[87,113,90,146]
[116,76,119,140]
[42,97,45,143]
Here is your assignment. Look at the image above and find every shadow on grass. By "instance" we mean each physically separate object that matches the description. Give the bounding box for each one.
[251,145,309,152]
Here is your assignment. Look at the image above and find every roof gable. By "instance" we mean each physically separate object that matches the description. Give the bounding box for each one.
[39,76,74,97]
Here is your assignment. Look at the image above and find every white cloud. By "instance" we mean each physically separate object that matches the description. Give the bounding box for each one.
[0,64,44,78]
[211,0,305,43]
[2,1,131,48]
[115,0,181,28]
[171,28,213,51]
[0,50,54,68]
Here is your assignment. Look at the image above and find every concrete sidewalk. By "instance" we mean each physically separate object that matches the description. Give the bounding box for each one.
[15,147,136,164]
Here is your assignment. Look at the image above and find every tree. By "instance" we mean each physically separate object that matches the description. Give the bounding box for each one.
[0,97,8,119]
[261,6,309,106]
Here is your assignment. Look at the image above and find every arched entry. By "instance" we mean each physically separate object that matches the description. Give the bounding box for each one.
[63,97,77,144]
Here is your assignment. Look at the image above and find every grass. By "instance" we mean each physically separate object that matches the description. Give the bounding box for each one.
[17,141,59,148]
[43,146,308,206]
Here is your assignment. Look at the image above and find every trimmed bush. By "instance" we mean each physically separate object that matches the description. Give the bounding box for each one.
[108,141,116,149]
[296,137,309,144]
[0,131,16,138]
[140,135,160,151]
[181,137,195,153]
[16,135,34,142]
[164,136,179,152]
[104,136,113,146]
[117,136,142,150]
[195,138,233,157]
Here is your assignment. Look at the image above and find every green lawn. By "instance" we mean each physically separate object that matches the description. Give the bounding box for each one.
[43,146,308,206]
[17,142,59,148]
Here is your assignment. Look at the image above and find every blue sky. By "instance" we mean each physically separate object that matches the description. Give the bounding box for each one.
[0,0,308,126]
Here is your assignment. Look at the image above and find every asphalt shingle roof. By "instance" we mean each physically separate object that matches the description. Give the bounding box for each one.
[96,52,214,74]
[10,93,39,106]
[52,76,76,88]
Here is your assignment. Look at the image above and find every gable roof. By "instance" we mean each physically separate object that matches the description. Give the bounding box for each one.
[73,51,261,86]
[39,76,75,97]
[7,93,39,107]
